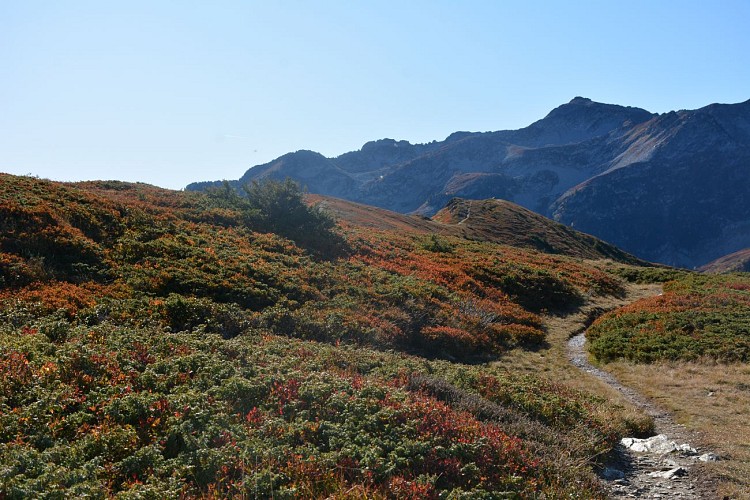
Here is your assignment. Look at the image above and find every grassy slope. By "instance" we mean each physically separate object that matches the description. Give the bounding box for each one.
[312,195,649,265]
[431,198,647,264]
[587,273,750,363]
[0,173,655,497]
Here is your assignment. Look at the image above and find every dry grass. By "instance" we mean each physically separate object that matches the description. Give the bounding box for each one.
[605,360,750,498]
[700,247,750,273]
[492,282,662,434]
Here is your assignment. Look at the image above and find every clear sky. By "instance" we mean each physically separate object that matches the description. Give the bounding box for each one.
[2,1,749,190]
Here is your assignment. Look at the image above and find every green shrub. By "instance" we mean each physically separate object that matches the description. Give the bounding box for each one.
[422,234,455,253]
[588,274,750,363]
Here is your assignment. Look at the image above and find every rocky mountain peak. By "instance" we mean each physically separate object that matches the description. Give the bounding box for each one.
[487,98,656,149]
[568,96,594,105]
[360,138,412,152]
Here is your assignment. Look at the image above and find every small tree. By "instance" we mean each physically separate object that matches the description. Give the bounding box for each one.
[243,178,345,256]
[204,178,346,257]
[422,234,454,253]
[203,181,262,228]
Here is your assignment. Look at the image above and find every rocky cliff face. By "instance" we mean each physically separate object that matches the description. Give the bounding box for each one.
[552,100,750,267]
[187,97,750,269]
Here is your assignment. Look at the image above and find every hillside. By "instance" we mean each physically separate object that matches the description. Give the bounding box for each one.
[311,194,647,265]
[1,173,647,498]
[699,247,750,273]
[585,271,750,497]
[431,198,645,264]
[188,97,750,269]
[588,273,750,363]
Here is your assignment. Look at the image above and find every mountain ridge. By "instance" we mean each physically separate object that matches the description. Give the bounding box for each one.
[187,97,750,269]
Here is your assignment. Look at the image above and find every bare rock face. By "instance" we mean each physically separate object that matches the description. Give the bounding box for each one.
[551,100,750,268]
[187,97,750,268]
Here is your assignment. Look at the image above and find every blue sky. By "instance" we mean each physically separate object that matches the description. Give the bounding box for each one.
[2,1,749,189]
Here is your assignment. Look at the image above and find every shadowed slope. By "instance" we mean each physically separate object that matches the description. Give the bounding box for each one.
[699,248,750,273]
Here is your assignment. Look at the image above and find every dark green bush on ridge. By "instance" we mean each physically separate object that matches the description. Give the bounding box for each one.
[205,178,348,257]
[607,264,692,285]
[421,234,455,253]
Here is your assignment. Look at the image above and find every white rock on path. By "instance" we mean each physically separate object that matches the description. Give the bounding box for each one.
[621,434,697,455]
[649,467,688,479]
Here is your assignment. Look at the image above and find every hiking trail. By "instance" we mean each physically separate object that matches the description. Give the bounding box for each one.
[559,285,720,498]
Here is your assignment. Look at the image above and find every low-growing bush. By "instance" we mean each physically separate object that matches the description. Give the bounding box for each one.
[0,322,622,498]
[588,274,750,363]
[0,173,643,497]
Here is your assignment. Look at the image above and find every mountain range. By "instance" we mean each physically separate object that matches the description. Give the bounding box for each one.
[188,97,750,269]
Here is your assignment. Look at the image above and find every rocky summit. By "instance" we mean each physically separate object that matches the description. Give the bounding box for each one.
[187,97,750,269]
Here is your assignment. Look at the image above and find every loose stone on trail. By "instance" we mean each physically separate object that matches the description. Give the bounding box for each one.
[620,435,697,455]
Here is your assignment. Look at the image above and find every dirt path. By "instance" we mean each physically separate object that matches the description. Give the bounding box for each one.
[458,200,472,225]
[564,287,720,498]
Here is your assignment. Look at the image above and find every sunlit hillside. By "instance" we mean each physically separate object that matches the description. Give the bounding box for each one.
[1,173,745,497]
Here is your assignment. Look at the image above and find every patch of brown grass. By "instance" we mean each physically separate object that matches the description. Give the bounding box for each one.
[307,195,443,234]
[605,360,750,499]
[700,247,750,273]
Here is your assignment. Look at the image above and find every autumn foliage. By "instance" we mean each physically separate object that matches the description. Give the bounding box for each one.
[587,273,750,362]
[0,173,639,497]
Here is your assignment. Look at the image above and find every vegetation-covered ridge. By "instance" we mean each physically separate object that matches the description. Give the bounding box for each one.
[432,198,646,264]
[313,195,647,265]
[0,173,624,359]
[587,273,750,363]
[1,173,640,497]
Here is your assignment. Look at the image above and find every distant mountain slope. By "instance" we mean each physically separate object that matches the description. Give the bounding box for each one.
[699,248,750,273]
[552,99,750,269]
[187,97,750,268]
